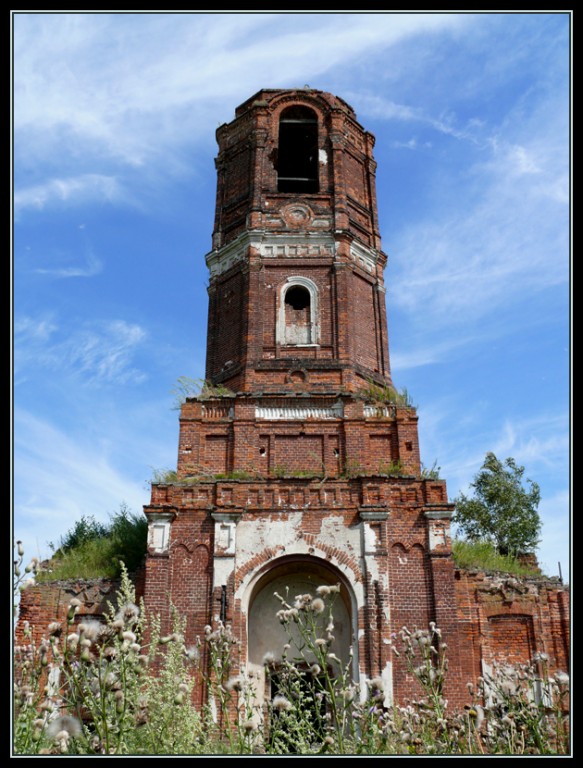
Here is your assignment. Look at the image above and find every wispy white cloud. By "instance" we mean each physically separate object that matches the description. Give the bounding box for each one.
[15,315,148,385]
[13,13,468,173]
[491,416,570,474]
[14,174,127,216]
[34,248,103,278]
[390,331,476,371]
[14,314,59,380]
[355,93,485,146]
[390,115,568,328]
[14,315,58,341]
[67,321,148,384]
[423,404,569,488]
[352,21,569,340]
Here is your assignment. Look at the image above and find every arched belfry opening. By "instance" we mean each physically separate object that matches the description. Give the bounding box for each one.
[277,105,319,193]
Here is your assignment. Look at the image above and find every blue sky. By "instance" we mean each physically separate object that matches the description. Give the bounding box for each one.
[12,12,571,581]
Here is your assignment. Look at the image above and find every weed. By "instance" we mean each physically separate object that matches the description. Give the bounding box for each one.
[359,379,415,408]
[171,376,234,410]
[13,542,569,755]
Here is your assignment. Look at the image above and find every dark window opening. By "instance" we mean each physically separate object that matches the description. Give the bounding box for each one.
[277,106,319,194]
[285,285,310,311]
[284,285,312,344]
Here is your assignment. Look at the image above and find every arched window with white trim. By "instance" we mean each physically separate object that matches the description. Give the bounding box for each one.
[277,277,319,346]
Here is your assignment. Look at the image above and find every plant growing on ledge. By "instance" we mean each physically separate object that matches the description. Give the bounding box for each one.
[421,460,442,480]
[342,458,362,479]
[273,465,323,480]
[359,379,414,408]
[150,467,179,484]
[171,376,234,409]
[377,460,404,477]
[213,470,257,481]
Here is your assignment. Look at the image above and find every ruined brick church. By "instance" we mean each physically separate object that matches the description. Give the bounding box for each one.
[18,89,569,712]
[140,89,569,709]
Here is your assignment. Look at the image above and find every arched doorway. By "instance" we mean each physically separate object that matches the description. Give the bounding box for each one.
[245,556,356,710]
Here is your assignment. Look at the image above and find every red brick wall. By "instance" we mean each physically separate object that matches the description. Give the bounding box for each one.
[454,569,570,687]
[15,572,145,647]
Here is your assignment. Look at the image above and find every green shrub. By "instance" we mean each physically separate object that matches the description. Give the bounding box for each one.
[49,515,109,554]
[40,505,147,581]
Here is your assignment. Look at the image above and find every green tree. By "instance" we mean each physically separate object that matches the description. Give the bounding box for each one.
[453,452,541,556]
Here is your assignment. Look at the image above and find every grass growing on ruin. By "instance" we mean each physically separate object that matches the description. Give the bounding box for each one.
[14,542,569,756]
[452,539,544,578]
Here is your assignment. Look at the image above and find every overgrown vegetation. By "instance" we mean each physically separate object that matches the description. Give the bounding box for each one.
[41,505,147,581]
[171,376,234,409]
[150,467,179,484]
[452,539,543,578]
[421,460,441,480]
[359,379,415,408]
[341,458,405,479]
[14,543,569,755]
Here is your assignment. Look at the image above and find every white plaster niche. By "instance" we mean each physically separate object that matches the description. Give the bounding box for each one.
[147,511,175,554]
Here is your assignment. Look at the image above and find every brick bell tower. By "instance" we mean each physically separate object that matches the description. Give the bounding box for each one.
[143,89,462,708]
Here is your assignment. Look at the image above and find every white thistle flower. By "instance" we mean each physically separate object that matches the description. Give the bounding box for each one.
[272,695,292,712]
[310,597,325,613]
[46,715,82,740]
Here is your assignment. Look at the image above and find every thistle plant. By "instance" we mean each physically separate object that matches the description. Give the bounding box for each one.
[197,620,264,754]
[13,540,39,595]
[13,546,570,756]
[265,585,361,754]
[129,610,204,754]
[471,656,570,755]
[398,623,448,721]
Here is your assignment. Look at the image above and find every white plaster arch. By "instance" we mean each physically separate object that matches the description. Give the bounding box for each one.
[277,276,320,346]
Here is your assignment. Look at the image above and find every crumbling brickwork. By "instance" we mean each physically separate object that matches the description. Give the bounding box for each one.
[15,573,144,646]
[454,569,570,685]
